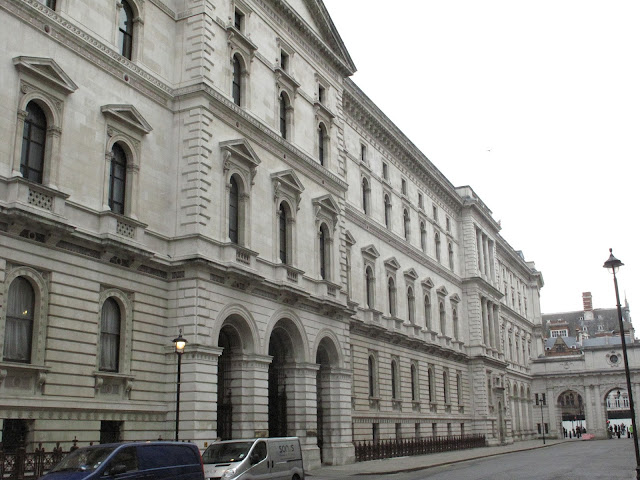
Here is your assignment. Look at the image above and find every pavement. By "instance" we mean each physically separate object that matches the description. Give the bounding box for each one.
[307,438,569,477]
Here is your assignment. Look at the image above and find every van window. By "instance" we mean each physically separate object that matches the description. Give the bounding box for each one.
[50,446,116,473]
[109,447,138,473]
[138,445,199,468]
[202,441,254,464]
[251,441,267,463]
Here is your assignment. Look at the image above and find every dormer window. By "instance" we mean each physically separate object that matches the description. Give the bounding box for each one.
[234,9,244,31]
[280,50,289,72]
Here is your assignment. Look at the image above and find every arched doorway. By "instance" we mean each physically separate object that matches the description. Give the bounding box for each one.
[217,326,237,440]
[315,336,339,464]
[558,390,584,437]
[605,388,631,436]
[216,311,256,440]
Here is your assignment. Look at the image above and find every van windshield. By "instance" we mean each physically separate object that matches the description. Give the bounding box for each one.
[51,446,116,472]
[202,441,254,464]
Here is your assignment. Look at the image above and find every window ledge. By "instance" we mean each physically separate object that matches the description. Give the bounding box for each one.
[0,362,50,389]
[94,371,134,392]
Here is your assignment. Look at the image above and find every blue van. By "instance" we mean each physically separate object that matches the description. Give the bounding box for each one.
[38,441,204,480]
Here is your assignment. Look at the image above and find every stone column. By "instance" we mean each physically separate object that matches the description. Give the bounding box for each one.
[229,354,271,439]
[319,367,355,466]
[285,363,321,470]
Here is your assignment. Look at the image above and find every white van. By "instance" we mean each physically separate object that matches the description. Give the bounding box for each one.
[202,437,304,480]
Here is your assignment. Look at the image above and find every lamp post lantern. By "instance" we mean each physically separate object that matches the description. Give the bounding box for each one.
[604,249,640,479]
[173,330,187,441]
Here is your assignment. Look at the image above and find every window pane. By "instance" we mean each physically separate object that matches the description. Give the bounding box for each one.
[229,177,239,243]
[4,277,35,363]
[100,298,121,372]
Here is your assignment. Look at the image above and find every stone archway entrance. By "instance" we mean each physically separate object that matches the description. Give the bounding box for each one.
[605,388,631,436]
[268,329,290,437]
[558,390,584,437]
[217,327,235,440]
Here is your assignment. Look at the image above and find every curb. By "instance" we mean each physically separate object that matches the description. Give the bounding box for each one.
[307,441,566,477]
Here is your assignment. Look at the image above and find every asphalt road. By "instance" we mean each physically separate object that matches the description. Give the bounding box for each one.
[316,439,637,480]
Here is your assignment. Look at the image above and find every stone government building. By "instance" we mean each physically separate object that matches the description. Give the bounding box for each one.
[0,0,546,468]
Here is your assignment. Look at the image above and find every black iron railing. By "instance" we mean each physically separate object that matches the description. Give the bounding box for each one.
[354,434,486,462]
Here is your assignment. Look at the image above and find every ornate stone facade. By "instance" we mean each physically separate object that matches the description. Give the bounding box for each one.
[0,0,543,468]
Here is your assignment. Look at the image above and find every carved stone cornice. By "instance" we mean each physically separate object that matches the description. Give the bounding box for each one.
[343,81,462,214]
[345,204,460,285]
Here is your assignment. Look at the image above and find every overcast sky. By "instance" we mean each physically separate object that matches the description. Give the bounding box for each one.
[322,0,640,327]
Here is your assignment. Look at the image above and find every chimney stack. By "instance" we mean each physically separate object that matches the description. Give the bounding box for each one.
[582,292,593,312]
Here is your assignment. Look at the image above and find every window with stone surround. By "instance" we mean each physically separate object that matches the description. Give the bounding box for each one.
[118,1,134,60]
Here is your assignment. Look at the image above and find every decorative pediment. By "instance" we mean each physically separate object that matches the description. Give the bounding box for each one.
[227,26,258,58]
[275,67,301,96]
[312,194,340,229]
[422,277,435,289]
[344,230,356,246]
[361,244,380,261]
[221,139,261,186]
[272,169,304,208]
[436,286,449,297]
[449,293,461,303]
[101,105,153,135]
[384,257,401,271]
[314,101,335,124]
[403,268,419,281]
[221,139,261,168]
[13,56,78,95]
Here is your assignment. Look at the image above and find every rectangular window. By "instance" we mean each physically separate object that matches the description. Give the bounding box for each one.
[537,423,541,434]
[446,217,451,232]
[460,423,465,436]
[100,421,122,444]
[372,423,379,444]
[542,393,546,405]
[544,423,549,434]
[234,9,244,31]
[432,422,437,438]
[447,423,452,437]
[432,205,438,221]
[415,423,421,439]
[401,179,407,195]
[360,144,366,162]
[382,162,388,180]
[280,50,289,71]
[535,393,539,405]
[395,423,402,440]
[318,85,325,104]
[418,193,424,209]
[39,0,56,9]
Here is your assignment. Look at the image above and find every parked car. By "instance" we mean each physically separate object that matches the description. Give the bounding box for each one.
[38,441,205,480]
[202,437,304,480]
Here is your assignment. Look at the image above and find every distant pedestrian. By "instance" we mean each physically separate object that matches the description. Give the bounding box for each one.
[631,425,634,438]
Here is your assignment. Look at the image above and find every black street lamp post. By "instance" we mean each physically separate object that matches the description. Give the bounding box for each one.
[604,249,640,479]
[539,394,546,445]
[173,330,187,441]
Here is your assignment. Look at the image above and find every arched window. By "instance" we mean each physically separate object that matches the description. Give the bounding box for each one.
[279,202,288,264]
[279,93,289,139]
[118,0,134,60]
[435,232,441,262]
[452,307,459,339]
[424,295,432,330]
[407,287,415,324]
[229,176,239,244]
[403,209,410,241]
[365,266,375,308]
[439,301,446,335]
[21,102,47,184]
[108,143,127,215]
[443,372,449,403]
[410,364,418,401]
[362,178,370,215]
[4,277,35,363]
[428,367,435,403]
[100,298,121,372]
[391,360,399,399]
[387,277,396,316]
[319,223,330,280]
[232,54,242,106]
[368,355,376,397]
[420,222,426,252]
[318,123,328,166]
[384,194,391,228]
[448,242,454,270]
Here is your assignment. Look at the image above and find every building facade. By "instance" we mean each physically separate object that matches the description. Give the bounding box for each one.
[0,0,543,468]
[532,293,639,440]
